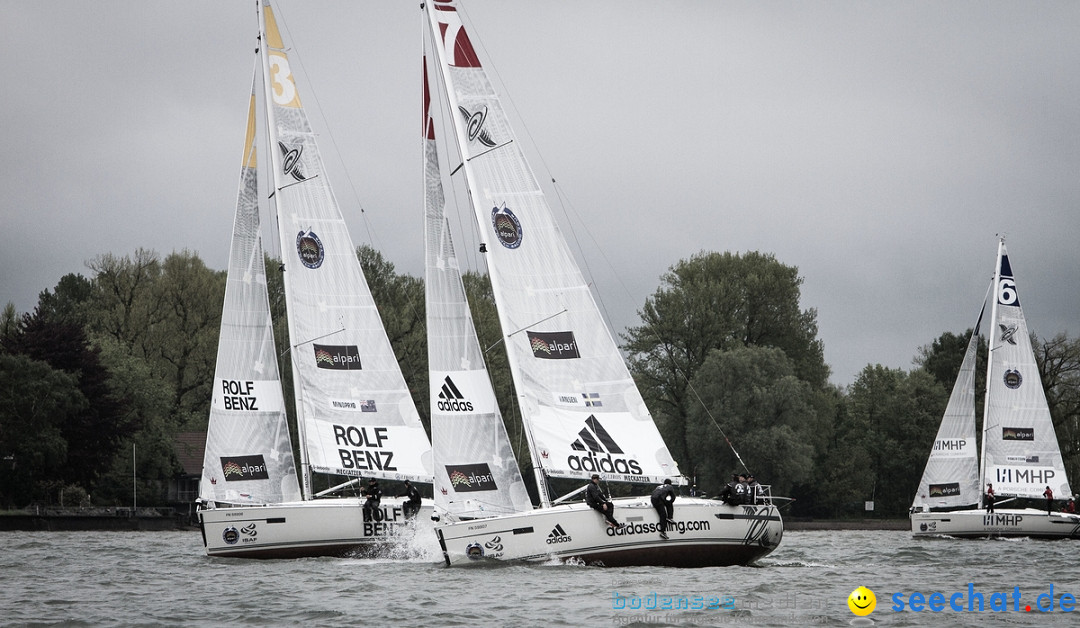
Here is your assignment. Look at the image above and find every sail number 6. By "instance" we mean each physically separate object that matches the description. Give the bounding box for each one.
[998,278,1018,306]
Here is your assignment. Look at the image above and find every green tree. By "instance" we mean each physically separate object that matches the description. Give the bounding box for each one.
[685,345,820,497]
[2,311,131,496]
[624,251,828,480]
[35,273,94,327]
[357,245,427,428]
[150,251,224,427]
[1035,333,1080,486]
[828,365,947,517]
[0,353,84,507]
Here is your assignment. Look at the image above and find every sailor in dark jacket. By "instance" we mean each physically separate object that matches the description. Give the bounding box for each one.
[585,474,622,528]
[402,479,422,519]
[651,478,677,539]
[362,478,382,522]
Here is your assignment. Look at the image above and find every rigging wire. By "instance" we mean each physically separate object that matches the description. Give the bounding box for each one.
[453,3,752,477]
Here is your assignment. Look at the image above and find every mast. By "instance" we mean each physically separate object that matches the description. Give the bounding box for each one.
[257,0,313,499]
[977,237,1005,507]
[422,1,552,507]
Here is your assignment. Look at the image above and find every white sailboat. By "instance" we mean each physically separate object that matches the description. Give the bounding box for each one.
[423,0,782,567]
[911,238,1079,538]
[198,0,433,559]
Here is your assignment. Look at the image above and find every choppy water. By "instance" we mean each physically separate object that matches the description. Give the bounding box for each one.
[1,526,1077,627]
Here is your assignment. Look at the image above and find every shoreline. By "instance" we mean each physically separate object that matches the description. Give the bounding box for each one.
[784,518,909,531]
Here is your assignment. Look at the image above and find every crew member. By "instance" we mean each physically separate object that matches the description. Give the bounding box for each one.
[585,474,622,528]
[363,478,382,522]
[402,479,422,520]
[651,479,677,540]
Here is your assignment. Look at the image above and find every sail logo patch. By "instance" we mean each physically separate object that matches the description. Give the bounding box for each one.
[928,483,961,498]
[1002,427,1034,441]
[998,323,1018,345]
[278,141,307,182]
[528,331,579,359]
[437,376,474,412]
[458,105,496,147]
[446,463,498,492]
[313,344,362,370]
[546,524,572,544]
[1003,369,1022,389]
[491,206,523,249]
[220,455,270,481]
[567,416,643,475]
[296,230,324,269]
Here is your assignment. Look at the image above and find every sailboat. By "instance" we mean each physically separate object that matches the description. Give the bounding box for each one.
[197,0,433,559]
[911,238,1079,538]
[422,0,782,567]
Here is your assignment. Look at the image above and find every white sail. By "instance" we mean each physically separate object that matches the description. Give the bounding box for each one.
[912,303,984,510]
[259,1,431,487]
[424,60,532,518]
[200,68,302,505]
[981,242,1071,500]
[424,0,680,494]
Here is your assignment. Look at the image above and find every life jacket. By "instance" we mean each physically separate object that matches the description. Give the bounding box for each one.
[733,482,748,505]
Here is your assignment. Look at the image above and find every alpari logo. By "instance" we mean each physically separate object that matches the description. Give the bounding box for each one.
[527,330,579,359]
[313,344,362,370]
[567,416,643,476]
[220,455,270,481]
[547,524,572,544]
[437,376,474,413]
[296,229,324,269]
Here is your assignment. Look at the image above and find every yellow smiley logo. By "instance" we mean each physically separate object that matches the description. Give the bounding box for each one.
[847,586,876,616]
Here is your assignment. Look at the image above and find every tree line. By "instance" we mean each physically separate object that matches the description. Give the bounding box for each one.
[2,247,1078,518]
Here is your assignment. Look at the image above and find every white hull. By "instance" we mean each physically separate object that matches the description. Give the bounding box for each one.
[911,507,1080,539]
[199,497,432,559]
[435,497,782,567]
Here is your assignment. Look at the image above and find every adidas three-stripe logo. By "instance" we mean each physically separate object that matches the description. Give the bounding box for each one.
[436,376,474,412]
[571,416,623,454]
[546,524,572,544]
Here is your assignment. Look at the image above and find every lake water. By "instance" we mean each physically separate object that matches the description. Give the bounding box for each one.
[2,526,1077,627]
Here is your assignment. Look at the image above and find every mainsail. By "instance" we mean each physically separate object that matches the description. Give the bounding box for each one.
[424,59,532,518]
[259,2,431,490]
[980,242,1071,499]
[912,301,985,510]
[424,0,681,503]
[200,67,302,505]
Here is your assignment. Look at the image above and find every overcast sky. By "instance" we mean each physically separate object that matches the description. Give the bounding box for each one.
[2,1,1078,386]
